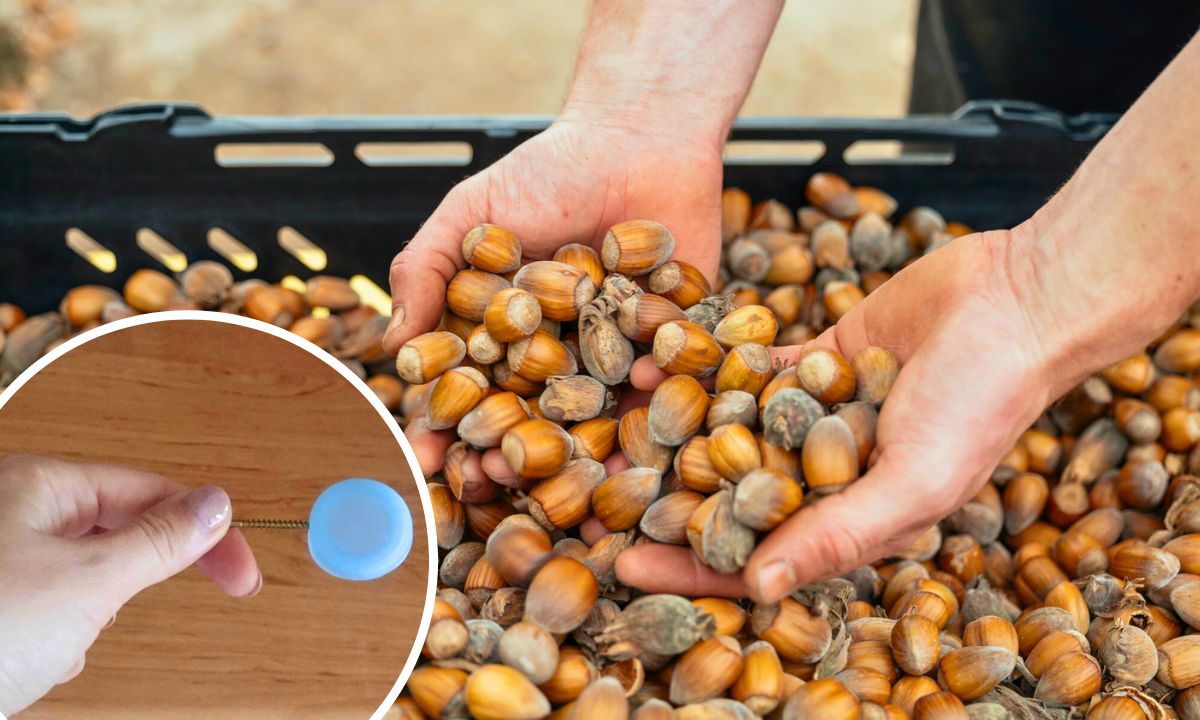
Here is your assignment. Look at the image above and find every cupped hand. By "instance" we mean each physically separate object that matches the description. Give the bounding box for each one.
[616,228,1077,603]
[387,114,725,475]
[0,454,260,716]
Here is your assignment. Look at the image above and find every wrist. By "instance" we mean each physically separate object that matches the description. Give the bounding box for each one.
[558,84,731,156]
[1005,200,1195,397]
[999,219,1090,398]
[558,0,781,157]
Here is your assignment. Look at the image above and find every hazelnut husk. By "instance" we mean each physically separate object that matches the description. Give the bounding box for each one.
[598,593,716,661]
[580,295,635,385]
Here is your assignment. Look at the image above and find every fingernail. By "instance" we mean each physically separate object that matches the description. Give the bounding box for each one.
[240,571,263,599]
[756,560,797,603]
[384,305,406,343]
[185,485,231,532]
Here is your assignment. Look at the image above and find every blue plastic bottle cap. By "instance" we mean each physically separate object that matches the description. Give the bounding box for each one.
[307,478,413,581]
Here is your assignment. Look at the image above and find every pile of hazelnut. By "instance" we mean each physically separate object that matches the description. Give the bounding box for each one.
[0,270,402,412]
[5,172,1200,719]
[400,175,1200,720]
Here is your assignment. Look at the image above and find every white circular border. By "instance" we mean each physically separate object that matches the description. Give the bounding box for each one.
[0,310,437,720]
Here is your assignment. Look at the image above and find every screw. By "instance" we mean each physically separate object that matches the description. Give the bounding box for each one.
[230,518,310,530]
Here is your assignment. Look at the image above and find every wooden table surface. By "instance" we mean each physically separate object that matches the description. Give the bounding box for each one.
[0,318,430,720]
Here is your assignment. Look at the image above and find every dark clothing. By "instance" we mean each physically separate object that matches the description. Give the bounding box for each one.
[911,0,1200,114]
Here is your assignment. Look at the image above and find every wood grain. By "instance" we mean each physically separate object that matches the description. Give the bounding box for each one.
[0,318,430,720]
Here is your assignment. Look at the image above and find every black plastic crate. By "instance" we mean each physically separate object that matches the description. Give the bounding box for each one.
[0,100,1115,313]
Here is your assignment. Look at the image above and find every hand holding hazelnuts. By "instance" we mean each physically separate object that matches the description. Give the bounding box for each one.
[398,215,901,578]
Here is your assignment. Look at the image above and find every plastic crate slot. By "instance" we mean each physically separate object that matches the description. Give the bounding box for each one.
[277,227,327,271]
[723,140,825,165]
[279,275,308,294]
[207,228,258,272]
[214,143,335,168]
[354,142,472,167]
[65,228,117,273]
[843,140,954,166]
[349,275,393,316]
[136,228,188,273]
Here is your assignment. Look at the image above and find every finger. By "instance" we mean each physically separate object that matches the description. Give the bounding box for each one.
[630,345,835,392]
[629,356,670,392]
[580,517,609,545]
[769,256,960,371]
[481,448,531,489]
[602,452,629,476]
[812,247,985,365]
[0,454,184,536]
[615,387,653,414]
[196,530,262,598]
[58,656,86,685]
[615,543,750,598]
[3,456,261,600]
[767,323,867,369]
[85,485,235,609]
[383,185,476,354]
[480,447,509,479]
[486,441,624,489]
[454,448,503,504]
[744,311,1042,603]
[627,325,847,392]
[743,454,953,604]
[405,418,456,477]
[744,332,967,603]
[630,231,952,393]
[623,308,892,394]
[629,356,719,393]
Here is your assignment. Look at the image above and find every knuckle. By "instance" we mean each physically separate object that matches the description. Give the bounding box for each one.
[833,528,872,572]
[0,454,53,508]
[0,453,46,478]
[878,527,926,559]
[129,513,185,566]
[444,180,473,207]
[436,183,480,230]
[808,521,871,577]
[685,550,710,592]
[59,656,87,684]
[804,492,893,575]
[389,247,420,282]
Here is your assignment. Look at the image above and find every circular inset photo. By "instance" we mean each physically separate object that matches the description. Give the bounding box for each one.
[0,313,433,720]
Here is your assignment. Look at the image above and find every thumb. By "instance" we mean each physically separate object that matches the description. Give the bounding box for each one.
[383,187,475,355]
[89,485,233,606]
[742,453,952,604]
[743,313,1037,603]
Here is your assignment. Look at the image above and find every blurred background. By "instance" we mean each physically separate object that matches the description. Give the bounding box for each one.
[0,0,917,117]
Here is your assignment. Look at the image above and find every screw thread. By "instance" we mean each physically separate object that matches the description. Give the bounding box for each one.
[230,518,309,530]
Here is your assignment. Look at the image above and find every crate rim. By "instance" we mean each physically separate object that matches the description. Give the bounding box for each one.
[0,99,1118,143]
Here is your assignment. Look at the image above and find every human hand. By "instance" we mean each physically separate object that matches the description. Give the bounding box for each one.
[612,30,1200,603]
[381,0,790,478]
[386,116,725,475]
[0,454,260,716]
[615,227,1107,603]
